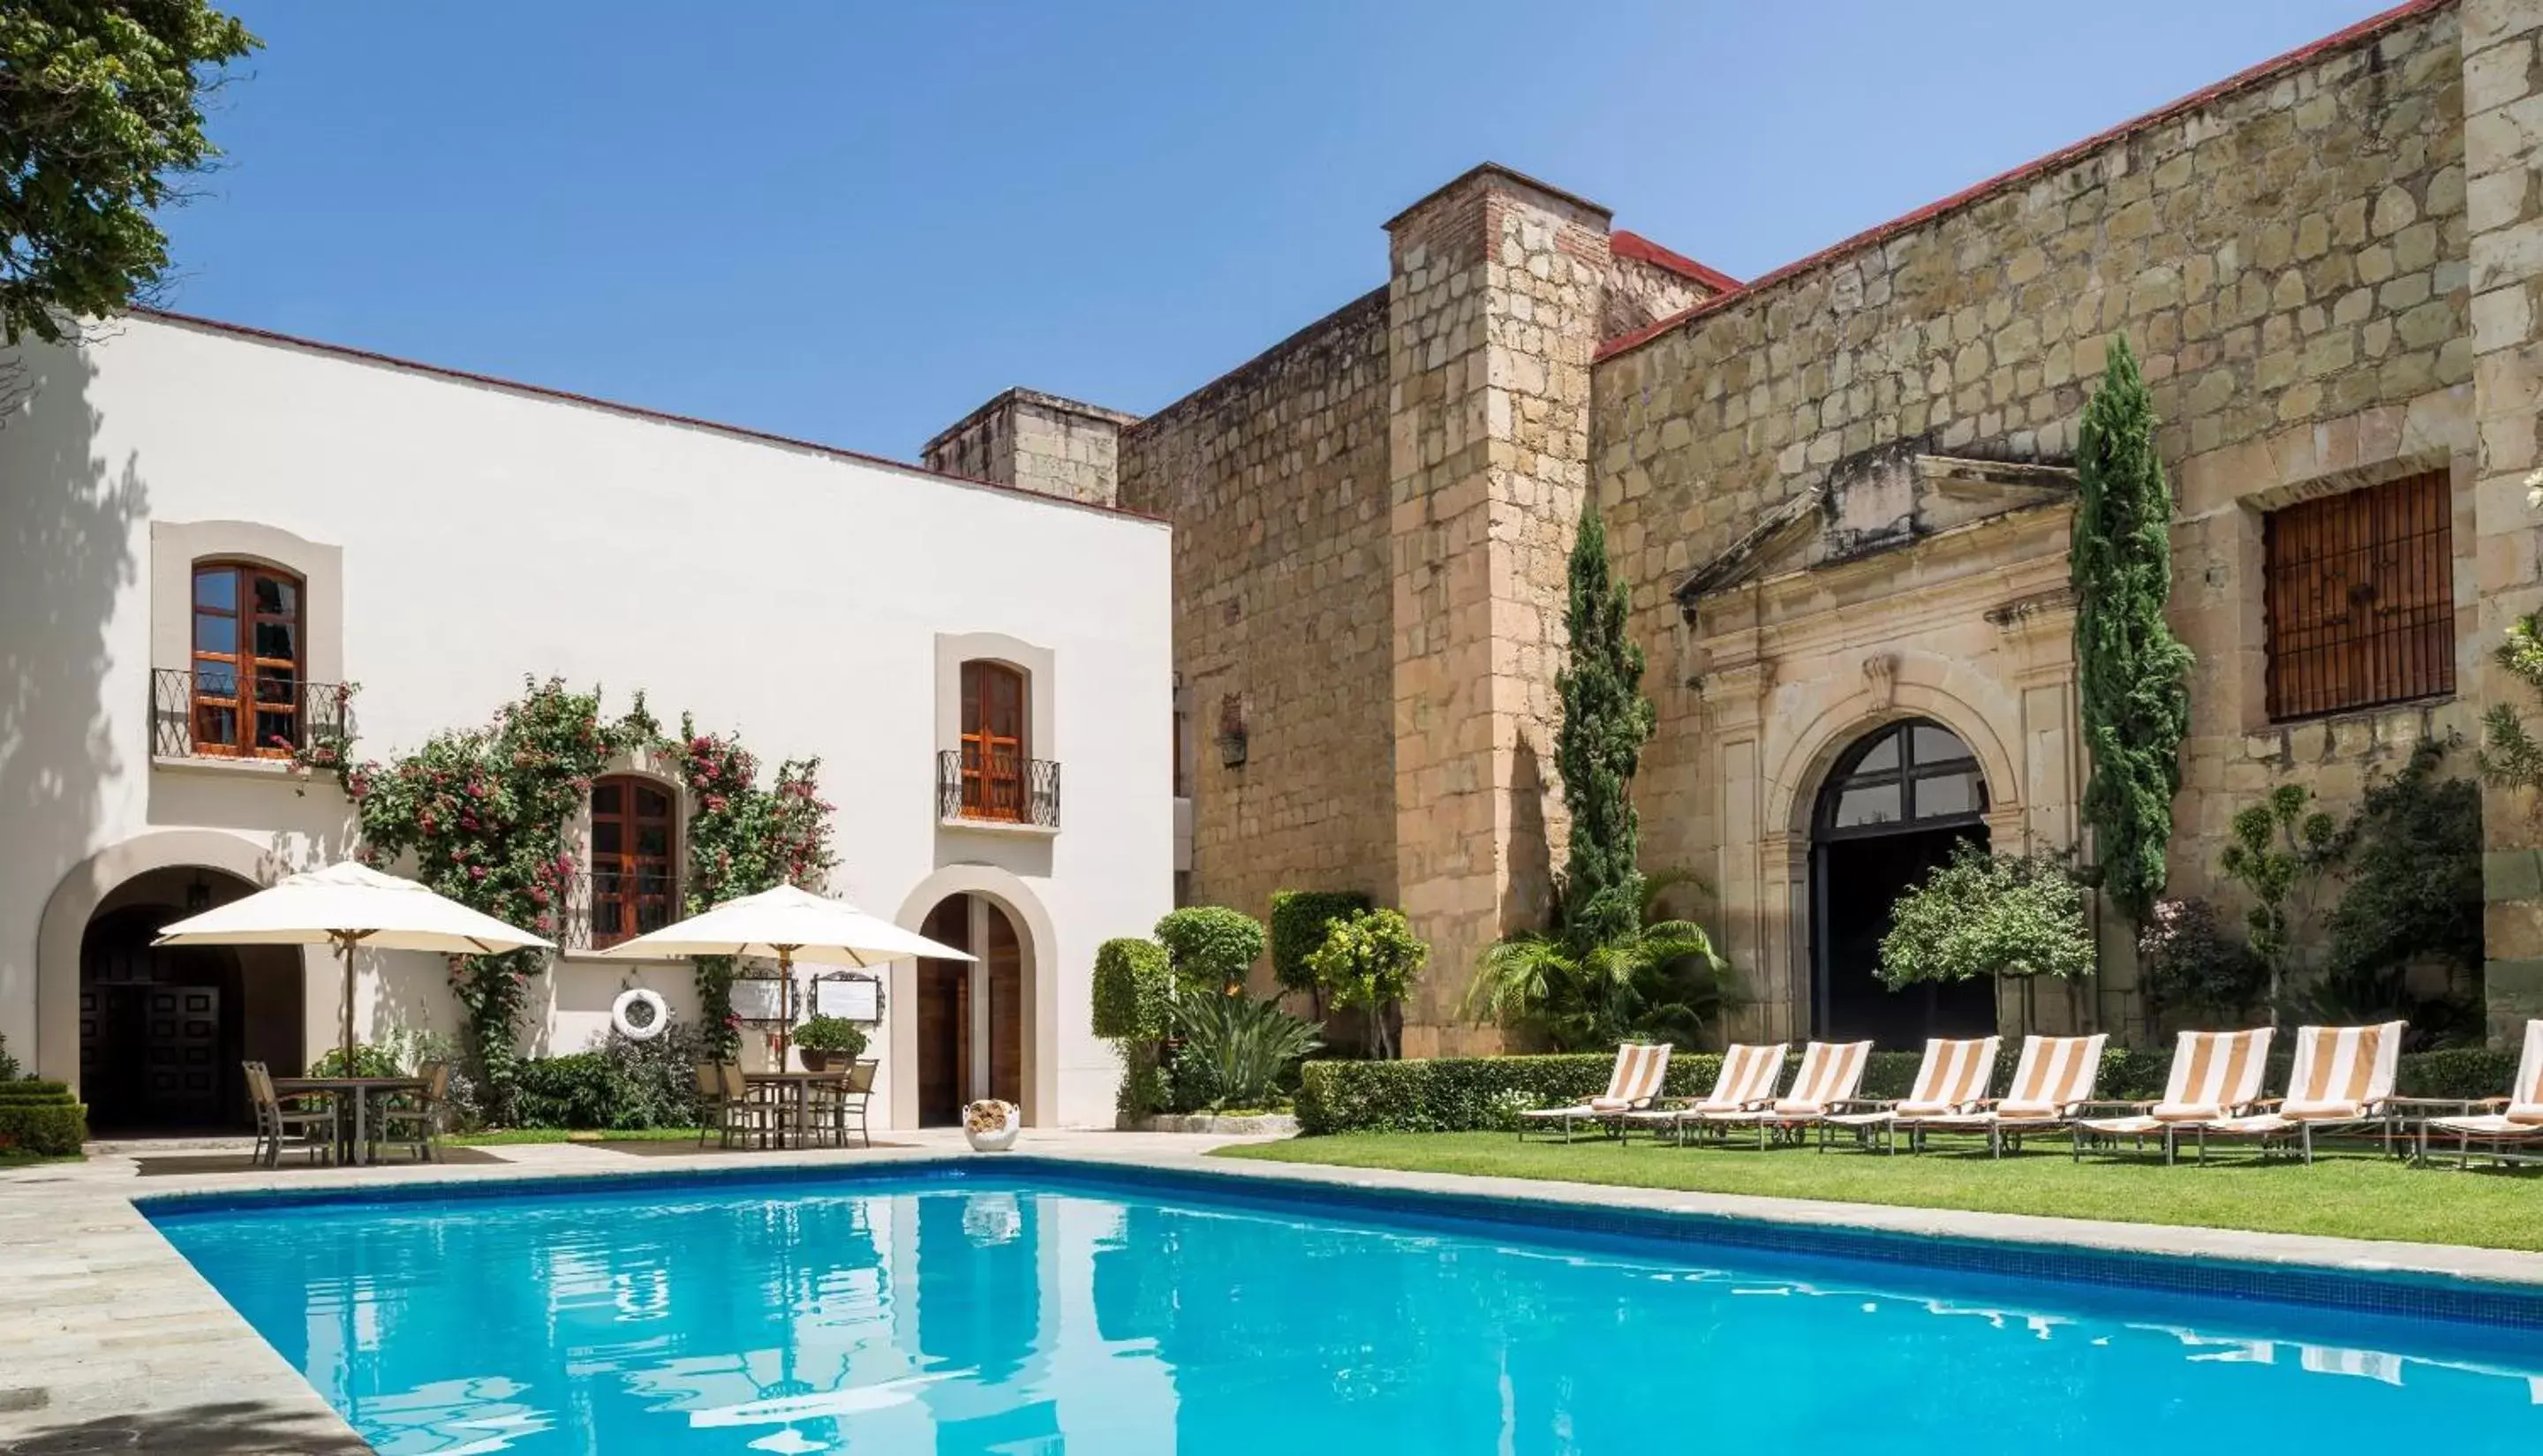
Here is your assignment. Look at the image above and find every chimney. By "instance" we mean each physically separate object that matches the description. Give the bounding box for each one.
[922,387,1139,509]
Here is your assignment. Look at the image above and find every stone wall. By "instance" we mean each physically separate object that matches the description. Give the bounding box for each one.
[1386,168,1614,1053]
[923,387,1137,508]
[1116,291,1400,954]
[1592,1,2479,1034]
[2462,0,2543,1037]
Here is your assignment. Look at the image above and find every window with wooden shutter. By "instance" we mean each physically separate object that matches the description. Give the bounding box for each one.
[959,661,1028,821]
[590,776,675,947]
[191,561,305,757]
[2263,471,2454,721]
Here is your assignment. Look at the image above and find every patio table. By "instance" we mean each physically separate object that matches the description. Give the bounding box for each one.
[273,1075,428,1166]
[742,1071,850,1150]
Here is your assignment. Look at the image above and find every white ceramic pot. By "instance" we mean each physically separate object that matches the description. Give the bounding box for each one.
[963,1100,1021,1152]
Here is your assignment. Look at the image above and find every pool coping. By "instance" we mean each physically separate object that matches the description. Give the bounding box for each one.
[10,1133,2543,1451]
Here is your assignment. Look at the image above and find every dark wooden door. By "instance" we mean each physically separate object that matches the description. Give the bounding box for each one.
[986,906,1023,1110]
[960,662,1027,820]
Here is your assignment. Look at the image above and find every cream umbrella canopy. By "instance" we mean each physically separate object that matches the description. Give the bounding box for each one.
[155,860,554,1068]
[596,883,971,1065]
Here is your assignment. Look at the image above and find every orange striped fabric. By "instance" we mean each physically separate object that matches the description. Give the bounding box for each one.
[1588,1042,1671,1112]
[2509,1021,2543,1125]
[1996,1033,2109,1119]
[1695,1043,1787,1113]
[1896,1037,2000,1117]
[2150,1028,2274,1121]
[1772,1040,1871,1116]
[2281,1021,2406,1119]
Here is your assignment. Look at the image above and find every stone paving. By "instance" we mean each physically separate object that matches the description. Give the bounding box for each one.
[7,1126,2543,1453]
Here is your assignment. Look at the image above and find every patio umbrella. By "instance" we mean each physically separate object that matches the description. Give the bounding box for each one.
[155,860,553,1067]
[596,883,970,1063]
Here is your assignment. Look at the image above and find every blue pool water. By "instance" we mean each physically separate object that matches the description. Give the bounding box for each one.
[149,1164,2543,1455]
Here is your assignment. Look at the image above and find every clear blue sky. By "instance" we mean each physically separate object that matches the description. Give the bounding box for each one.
[163,0,2398,461]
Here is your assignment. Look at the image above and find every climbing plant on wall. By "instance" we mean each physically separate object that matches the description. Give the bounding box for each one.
[2071,336,2195,926]
[311,678,836,1113]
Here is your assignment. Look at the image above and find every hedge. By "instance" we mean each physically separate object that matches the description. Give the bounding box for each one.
[1092,937,1173,1040]
[1294,1044,2522,1135]
[1268,890,1373,994]
[0,1082,87,1156]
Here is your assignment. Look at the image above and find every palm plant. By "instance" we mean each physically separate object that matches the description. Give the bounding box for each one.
[1467,872,1732,1050]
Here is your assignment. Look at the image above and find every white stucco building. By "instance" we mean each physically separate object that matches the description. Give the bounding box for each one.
[0,312,1173,1132]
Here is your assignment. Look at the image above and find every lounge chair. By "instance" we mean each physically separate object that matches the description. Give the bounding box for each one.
[2421,1020,2543,1167]
[2190,1021,2407,1163]
[1901,1033,2108,1158]
[1826,1036,2001,1153]
[1517,1042,1672,1141]
[244,1060,337,1168]
[2075,1027,2274,1163]
[1621,1042,1787,1144]
[1702,1039,1874,1149]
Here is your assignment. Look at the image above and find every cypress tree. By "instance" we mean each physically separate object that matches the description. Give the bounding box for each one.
[1554,494,1657,945]
[2073,336,2194,925]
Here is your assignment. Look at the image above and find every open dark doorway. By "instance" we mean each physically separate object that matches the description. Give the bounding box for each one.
[1811,719,1998,1048]
[77,868,306,1134]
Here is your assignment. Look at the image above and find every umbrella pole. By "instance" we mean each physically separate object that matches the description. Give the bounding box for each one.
[776,948,797,1071]
[339,932,358,1071]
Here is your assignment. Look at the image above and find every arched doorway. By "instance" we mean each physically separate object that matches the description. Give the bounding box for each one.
[913,894,1025,1127]
[1810,718,1996,1047]
[77,866,306,1132]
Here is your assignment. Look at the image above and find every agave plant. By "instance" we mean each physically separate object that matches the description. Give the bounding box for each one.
[1169,992,1322,1112]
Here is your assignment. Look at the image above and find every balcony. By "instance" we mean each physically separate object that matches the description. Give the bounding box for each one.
[937,749,1060,830]
[552,864,677,954]
[152,667,353,764]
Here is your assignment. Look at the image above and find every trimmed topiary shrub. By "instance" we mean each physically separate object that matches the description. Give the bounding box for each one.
[1268,890,1373,995]
[1091,938,1173,1041]
[1154,907,1266,996]
[0,1081,87,1156]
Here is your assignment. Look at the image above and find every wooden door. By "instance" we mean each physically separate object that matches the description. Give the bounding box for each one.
[960,662,1027,820]
[986,905,1023,1110]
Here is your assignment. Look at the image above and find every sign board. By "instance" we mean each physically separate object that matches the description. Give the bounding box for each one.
[727,979,784,1022]
[815,977,881,1023]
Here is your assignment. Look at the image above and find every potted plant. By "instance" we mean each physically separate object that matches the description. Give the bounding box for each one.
[792,1015,867,1073]
[963,1098,1020,1152]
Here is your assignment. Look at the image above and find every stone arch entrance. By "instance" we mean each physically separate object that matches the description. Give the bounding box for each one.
[76,865,306,1132]
[1808,717,1996,1047]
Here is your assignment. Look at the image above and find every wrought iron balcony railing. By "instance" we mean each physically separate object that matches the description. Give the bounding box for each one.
[549,863,678,953]
[152,667,353,761]
[936,749,1060,829]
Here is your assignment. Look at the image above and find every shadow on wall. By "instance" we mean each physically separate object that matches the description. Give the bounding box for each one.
[1508,735,1553,933]
[0,1399,371,1455]
[0,342,142,1047]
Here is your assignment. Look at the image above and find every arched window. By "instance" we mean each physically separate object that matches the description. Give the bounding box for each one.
[591,775,676,947]
[1813,719,1988,839]
[959,661,1029,821]
[192,561,304,757]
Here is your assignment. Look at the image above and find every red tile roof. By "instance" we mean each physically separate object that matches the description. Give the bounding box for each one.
[1609,230,1742,296]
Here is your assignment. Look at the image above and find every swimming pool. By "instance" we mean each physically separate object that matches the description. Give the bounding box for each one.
[147,1159,2543,1454]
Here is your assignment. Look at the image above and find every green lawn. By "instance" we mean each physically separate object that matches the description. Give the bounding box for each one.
[448,1127,705,1146]
[1214,1131,2543,1252]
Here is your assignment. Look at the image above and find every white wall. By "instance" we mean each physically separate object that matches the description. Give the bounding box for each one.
[0,314,1172,1128]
